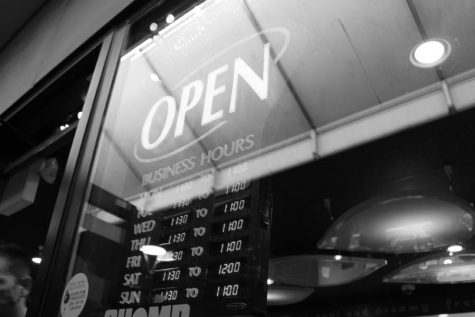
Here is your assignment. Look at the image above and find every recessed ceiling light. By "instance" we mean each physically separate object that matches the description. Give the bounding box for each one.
[166,14,175,24]
[149,23,158,32]
[140,245,166,256]
[32,257,42,264]
[334,254,342,261]
[410,39,451,68]
[59,124,69,131]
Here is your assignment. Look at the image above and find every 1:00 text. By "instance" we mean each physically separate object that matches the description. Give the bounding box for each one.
[223,199,246,213]
[225,180,248,195]
[219,239,243,254]
[221,218,245,233]
[216,284,240,298]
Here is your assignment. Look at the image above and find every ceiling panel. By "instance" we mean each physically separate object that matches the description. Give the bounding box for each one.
[248,0,440,127]
[248,0,379,127]
[37,0,133,81]
[332,0,439,102]
[0,0,47,50]
[0,0,67,114]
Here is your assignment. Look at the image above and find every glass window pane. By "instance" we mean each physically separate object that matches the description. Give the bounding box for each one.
[60,1,475,317]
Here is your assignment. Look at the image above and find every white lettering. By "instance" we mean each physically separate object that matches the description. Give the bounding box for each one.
[126,256,141,268]
[185,288,199,298]
[133,308,147,317]
[200,135,255,165]
[141,157,196,186]
[123,273,141,286]
[172,303,190,317]
[139,42,270,154]
[119,291,141,304]
[141,96,176,150]
[174,80,204,137]
[104,310,118,317]
[188,266,202,277]
[229,43,270,113]
[195,208,208,218]
[190,246,204,257]
[119,308,133,317]
[192,227,206,237]
[202,64,228,125]
[104,305,190,317]
[130,237,151,251]
[133,220,156,235]
[149,306,171,317]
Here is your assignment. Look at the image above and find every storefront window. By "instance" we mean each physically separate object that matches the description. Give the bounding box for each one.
[61,1,475,316]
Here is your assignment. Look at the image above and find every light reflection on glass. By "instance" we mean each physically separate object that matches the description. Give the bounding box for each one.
[150,73,161,82]
[269,255,387,287]
[267,285,314,306]
[318,192,475,253]
[140,244,166,256]
[447,245,464,253]
[384,253,475,284]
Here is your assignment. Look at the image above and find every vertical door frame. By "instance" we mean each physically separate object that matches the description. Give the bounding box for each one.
[27,26,129,317]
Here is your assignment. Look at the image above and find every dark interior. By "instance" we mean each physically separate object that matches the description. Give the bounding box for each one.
[0,48,99,277]
[268,106,475,316]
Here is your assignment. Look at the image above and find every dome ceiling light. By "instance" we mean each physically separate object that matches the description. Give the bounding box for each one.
[318,191,475,254]
[410,39,451,68]
[384,252,475,284]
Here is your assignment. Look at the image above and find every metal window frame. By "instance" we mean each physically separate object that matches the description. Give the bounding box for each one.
[26,26,128,317]
[25,1,201,315]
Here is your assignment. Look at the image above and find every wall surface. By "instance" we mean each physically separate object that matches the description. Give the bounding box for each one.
[0,0,133,115]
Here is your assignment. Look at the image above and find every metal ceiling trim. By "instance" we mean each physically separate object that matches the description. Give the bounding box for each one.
[441,80,456,114]
[316,81,442,133]
[317,69,475,138]
[316,88,449,158]
[447,67,475,86]
[450,75,475,112]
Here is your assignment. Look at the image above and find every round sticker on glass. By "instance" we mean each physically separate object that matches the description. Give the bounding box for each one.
[61,273,89,317]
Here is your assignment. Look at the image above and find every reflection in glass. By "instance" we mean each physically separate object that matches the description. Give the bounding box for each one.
[410,39,451,68]
[384,252,475,284]
[268,255,387,287]
[58,0,475,315]
[267,285,314,306]
[318,192,475,253]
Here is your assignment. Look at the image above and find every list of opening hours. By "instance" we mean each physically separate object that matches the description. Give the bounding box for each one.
[117,162,270,316]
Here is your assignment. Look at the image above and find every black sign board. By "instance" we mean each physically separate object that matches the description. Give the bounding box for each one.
[108,168,270,317]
